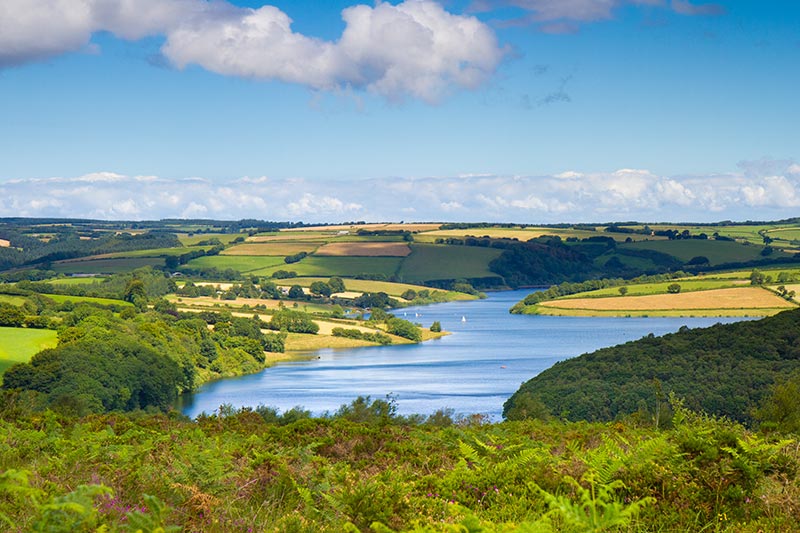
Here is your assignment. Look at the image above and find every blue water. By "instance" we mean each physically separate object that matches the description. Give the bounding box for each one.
[179,290,744,420]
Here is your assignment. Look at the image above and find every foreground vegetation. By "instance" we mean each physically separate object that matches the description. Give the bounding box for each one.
[0,395,798,532]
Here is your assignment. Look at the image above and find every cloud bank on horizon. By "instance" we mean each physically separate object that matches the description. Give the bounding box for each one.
[3,161,799,223]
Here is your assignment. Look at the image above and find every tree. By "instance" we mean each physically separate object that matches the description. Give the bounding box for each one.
[309,281,332,297]
[667,283,681,294]
[287,285,305,299]
[618,287,628,296]
[401,289,417,301]
[0,303,25,327]
[430,321,442,332]
[327,277,345,293]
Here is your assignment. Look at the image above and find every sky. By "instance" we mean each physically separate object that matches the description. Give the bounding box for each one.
[0,0,798,223]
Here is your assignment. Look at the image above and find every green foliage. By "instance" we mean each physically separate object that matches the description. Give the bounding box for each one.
[0,404,798,532]
[385,317,422,342]
[269,309,319,334]
[505,308,800,425]
[331,327,393,345]
[429,321,442,333]
[667,283,681,293]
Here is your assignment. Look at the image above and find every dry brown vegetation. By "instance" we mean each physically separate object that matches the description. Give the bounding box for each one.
[540,286,795,311]
[315,242,412,257]
[283,223,441,232]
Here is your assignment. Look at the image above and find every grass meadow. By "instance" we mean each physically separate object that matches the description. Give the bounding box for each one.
[537,286,795,317]
[621,239,782,265]
[0,327,58,377]
[397,244,502,282]
[51,257,165,274]
[250,256,403,278]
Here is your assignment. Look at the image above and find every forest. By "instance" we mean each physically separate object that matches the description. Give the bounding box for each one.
[504,307,800,428]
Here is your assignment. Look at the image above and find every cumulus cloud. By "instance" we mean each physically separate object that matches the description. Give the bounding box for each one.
[469,0,724,31]
[3,160,800,222]
[0,0,505,102]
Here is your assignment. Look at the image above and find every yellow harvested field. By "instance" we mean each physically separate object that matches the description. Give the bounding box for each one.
[332,291,363,299]
[312,320,385,336]
[284,223,441,232]
[247,234,329,243]
[285,333,375,351]
[170,295,283,309]
[540,287,795,312]
[0,239,9,247]
[315,242,412,257]
[221,243,318,256]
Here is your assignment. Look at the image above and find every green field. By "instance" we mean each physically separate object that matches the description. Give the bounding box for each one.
[397,244,502,282]
[0,327,58,376]
[182,255,287,273]
[51,257,165,274]
[621,239,781,265]
[177,233,249,246]
[251,256,403,278]
[41,293,132,307]
[0,294,28,306]
[561,279,745,299]
[47,276,108,285]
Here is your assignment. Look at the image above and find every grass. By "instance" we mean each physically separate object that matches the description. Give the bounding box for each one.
[177,233,247,246]
[281,277,475,300]
[0,327,58,377]
[536,286,795,317]
[620,239,783,265]
[418,227,663,243]
[314,242,412,257]
[46,276,108,285]
[221,243,319,256]
[561,279,747,299]
[0,294,28,306]
[181,255,287,273]
[397,244,502,282]
[50,257,164,274]
[250,256,403,278]
[42,294,132,307]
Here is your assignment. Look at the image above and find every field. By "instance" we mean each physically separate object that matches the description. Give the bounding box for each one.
[314,242,412,257]
[0,294,28,306]
[0,327,58,376]
[50,257,165,274]
[561,279,748,299]
[220,243,319,256]
[397,244,502,282]
[418,227,664,243]
[177,233,248,246]
[537,286,795,317]
[46,276,108,285]
[42,293,133,307]
[283,223,441,232]
[282,277,475,300]
[181,255,287,273]
[246,232,332,243]
[621,239,781,265]
[250,256,403,278]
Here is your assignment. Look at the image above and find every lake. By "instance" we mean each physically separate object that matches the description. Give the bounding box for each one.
[179,289,745,420]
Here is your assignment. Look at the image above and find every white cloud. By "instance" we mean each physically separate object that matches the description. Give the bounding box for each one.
[0,0,94,67]
[0,0,505,103]
[2,160,800,223]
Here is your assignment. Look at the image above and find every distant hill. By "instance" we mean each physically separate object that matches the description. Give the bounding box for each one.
[504,308,800,425]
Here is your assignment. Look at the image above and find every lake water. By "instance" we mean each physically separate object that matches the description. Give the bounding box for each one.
[179,289,744,420]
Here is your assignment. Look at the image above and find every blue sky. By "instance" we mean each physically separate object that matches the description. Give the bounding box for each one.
[0,0,798,222]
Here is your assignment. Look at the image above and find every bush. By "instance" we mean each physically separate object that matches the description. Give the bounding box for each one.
[667,283,681,294]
